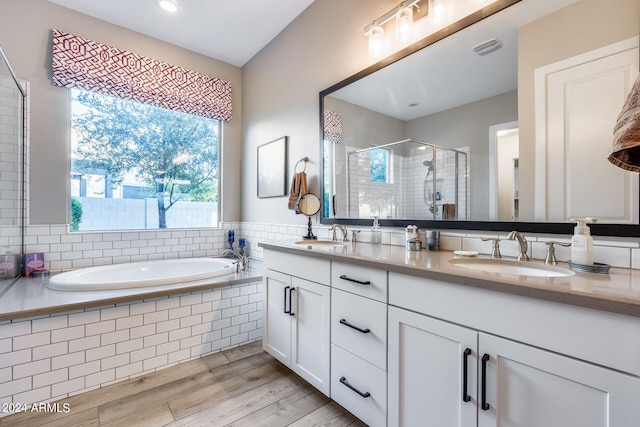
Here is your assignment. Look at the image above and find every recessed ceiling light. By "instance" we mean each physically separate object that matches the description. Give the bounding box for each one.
[156,0,180,13]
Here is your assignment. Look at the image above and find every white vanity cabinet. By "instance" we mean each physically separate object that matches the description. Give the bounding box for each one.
[388,272,640,427]
[330,262,388,427]
[262,250,331,396]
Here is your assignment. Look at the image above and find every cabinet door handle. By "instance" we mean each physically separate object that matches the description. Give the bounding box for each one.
[288,287,295,316]
[339,318,371,334]
[339,376,371,398]
[462,348,472,403]
[339,274,371,285]
[283,286,290,314]
[481,353,490,410]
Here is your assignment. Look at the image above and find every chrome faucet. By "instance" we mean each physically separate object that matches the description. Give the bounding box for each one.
[331,224,348,242]
[222,249,250,271]
[507,231,530,261]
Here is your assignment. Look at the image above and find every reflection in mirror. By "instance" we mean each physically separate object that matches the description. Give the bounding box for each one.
[0,46,26,286]
[321,0,639,235]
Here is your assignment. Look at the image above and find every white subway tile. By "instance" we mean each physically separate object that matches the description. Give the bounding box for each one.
[69,310,100,326]
[33,368,68,388]
[168,348,190,364]
[180,314,202,329]
[230,333,248,346]
[202,290,222,302]
[13,359,50,379]
[222,288,240,299]
[85,369,114,388]
[143,310,168,325]
[85,320,115,336]
[169,306,191,320]
[240,284,257,295]
[32,315,68,333]
[0,377,31,398]
[52,377,85,397]
[143,355,167,371]
[212,318,231,331]
[52,351,84,370]
[0,321,31,339]
[241,322,257,334]
[156,341,180,356]
[51,325,85,343]
[116,338,143,355]
[190,342,212,358]
[0,349,31,369]
[101,330,129,346]
[130,324,155,340]
[202,330,222,344]
[156,319,180,334]
[180,294,202,307]
[33,342,67,361]
[222,326,240,339]
[130,347,155,363]
[0,366,11,383]
[156,297,180,311]
[191,302,212,315]
[222,307,240,319]
[130,301,156,316]
[180,336,201,350]
[115,361,142,380]
[14,331,50,350]
[168,327,190,342]
[14,386,51,405]
[86,344,115,362]
[69,361,100,379]
[232,314,249,327]
[68,336,99,353]
[191,323,212,336]
[101,354,129,371]
[143,332,168,348]
[211,337,230,352]
[101,306,130,321]
[116,315,143,330]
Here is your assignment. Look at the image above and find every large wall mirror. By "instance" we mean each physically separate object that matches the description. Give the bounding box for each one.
[320,0,640,236]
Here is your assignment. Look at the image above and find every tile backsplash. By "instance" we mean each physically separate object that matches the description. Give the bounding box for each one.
[21,221,640,273]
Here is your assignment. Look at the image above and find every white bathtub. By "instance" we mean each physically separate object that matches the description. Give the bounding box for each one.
[47,257,237,291]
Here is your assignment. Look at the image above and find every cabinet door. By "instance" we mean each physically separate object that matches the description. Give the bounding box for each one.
[291,277,331,396]
[478,333,640,427]
[388,306,478,427]
[262,269,292,367]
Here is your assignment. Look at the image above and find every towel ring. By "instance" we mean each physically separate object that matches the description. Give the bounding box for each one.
[295,157,309,173]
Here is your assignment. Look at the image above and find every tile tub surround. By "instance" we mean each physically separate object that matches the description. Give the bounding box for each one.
[0,280,263,418]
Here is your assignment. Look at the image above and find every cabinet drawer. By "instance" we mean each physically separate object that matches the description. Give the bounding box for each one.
[332,288,386,370]
[263,249,330,285]
[332,261,387,302]
[331,344,387,427]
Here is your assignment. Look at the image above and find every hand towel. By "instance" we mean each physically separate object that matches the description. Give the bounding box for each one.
[608,74,640,172]
[288,172,308,213]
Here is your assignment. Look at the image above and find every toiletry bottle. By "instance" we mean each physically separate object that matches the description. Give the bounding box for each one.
[571,218,595,265]
[371,216,382,244]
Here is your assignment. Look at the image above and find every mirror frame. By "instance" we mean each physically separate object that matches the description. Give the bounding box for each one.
[319,0,640,237]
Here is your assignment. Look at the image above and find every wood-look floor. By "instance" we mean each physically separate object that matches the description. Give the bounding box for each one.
[0,342,366,427]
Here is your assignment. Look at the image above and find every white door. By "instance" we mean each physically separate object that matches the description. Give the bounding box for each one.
[535,38,639,222]
[388,306,478,427]
[290,277,331,396]
[262,269,292,367]
[478,332,640,427]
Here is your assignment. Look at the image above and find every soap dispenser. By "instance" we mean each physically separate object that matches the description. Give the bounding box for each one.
[571,217,596,265]
[371,216,382,244]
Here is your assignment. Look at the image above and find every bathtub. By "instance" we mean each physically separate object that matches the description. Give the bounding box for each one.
[47,257,237,291]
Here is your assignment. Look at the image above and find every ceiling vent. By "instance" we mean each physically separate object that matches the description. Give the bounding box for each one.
[473,39,503,56]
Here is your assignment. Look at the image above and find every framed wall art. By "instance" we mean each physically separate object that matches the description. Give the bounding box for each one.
[257,136,287,198]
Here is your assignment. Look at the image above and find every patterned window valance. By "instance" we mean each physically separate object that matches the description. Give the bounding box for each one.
[52,29,232,122]
[324,110,343,144]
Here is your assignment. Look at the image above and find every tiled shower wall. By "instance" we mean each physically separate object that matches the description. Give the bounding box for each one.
[0,280,263,416]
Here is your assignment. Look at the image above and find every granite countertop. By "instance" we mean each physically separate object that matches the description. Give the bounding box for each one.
[259,240,640,318]
[0,263,263,322]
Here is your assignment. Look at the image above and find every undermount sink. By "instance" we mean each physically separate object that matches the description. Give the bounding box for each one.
[294,240,345,247]
[449,257,575,278]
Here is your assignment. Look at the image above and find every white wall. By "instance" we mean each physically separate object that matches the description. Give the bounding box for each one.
[241,0,394,225]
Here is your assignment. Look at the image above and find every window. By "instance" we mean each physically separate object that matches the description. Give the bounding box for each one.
[70,89,220,231]
[370,147,390,183]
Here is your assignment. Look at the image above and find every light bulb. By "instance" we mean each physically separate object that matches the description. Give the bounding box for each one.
[395,6,414,43]
[429,0,448,25]
[156,0,180,13]
[368,26,385,58]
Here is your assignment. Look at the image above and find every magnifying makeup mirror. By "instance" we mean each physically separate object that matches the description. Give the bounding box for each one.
[298,193,321,240]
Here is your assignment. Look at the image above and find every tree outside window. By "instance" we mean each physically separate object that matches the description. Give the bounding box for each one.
[70,89,219,231]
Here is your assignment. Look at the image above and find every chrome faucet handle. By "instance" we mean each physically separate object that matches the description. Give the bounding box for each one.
[481,237,502,259]
[351,230,361,243]
[544,241,571,266]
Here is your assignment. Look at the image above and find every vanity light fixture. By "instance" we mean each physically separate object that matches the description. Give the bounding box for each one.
[428,0,449,25]
[156,0,180,13]
[364,0,421,57]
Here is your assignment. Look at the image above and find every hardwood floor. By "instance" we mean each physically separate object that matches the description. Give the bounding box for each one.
[0,342,366,427]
